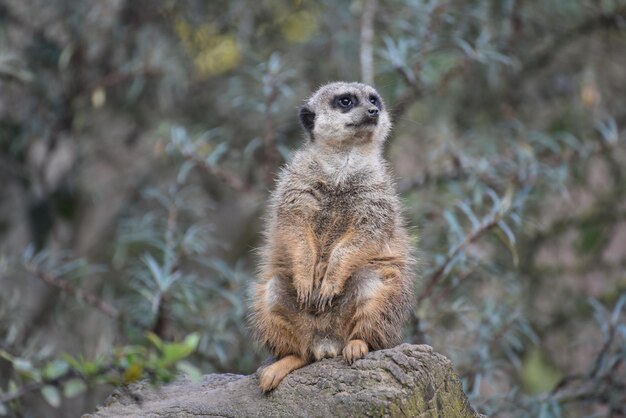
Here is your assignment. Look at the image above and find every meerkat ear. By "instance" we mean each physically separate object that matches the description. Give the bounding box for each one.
[299,106,315,138]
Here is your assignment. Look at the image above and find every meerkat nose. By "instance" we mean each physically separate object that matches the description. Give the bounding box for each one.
[367,108,379,118]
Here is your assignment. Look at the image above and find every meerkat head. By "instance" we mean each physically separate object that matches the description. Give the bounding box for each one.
[299,82,391,150]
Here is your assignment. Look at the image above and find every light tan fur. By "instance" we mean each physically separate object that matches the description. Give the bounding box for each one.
[250,82,415,392]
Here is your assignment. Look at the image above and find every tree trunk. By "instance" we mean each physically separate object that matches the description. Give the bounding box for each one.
[84,344,481,417]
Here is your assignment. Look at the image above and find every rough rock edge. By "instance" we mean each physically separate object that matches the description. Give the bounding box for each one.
[84,344,481,418]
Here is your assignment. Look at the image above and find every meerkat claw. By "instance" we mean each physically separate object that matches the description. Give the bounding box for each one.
[296,284,314,308]
[343,339,369,364]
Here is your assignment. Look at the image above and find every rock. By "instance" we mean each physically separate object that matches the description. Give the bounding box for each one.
[84,344,480,417]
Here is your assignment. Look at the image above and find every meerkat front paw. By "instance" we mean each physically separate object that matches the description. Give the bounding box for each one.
[314,260,328,286]
[343,339,369,364]
[315,279,342,311]
[293,277,314,307]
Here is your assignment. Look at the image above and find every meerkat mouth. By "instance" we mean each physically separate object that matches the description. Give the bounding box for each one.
[346,119,378,128]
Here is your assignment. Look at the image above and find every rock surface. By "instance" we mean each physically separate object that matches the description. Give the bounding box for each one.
[84,344,480,417]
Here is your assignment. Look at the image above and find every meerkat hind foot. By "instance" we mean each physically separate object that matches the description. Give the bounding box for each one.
[258,355,307,392]
[343,339,369,364]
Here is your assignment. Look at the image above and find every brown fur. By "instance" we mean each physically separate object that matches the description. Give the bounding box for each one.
[250,82,415,392]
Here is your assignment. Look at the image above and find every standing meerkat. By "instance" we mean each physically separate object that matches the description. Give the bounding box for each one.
[250,81,414,392]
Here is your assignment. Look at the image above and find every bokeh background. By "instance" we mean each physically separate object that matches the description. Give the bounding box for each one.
[1,1,626,417]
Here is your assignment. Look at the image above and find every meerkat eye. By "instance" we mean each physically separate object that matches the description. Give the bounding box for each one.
[338,96,353,108]
[369,95,380,108]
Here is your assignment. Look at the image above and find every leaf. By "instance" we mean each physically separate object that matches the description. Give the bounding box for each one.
[443,209,464,241]
[529,131,561,154]
[456,201,480,229]
[183,333,200,352]
[43,359,69,380]
[243,137,261,159]
[497,220,516,245]
[267,52,281,74]
[182,224,212,255]
[146,332,164,350]
[488,50,516,66]
[509,212,522,227]
[22,244,35,263]
[589,298,611,336]
[611,294,626,325]
[142,253,179,291]
[176,360,202,381]
[41,385,61,408]
[177,160,195,184]
[455,37,475,58]
[381,36,403,67]
[196,128,221,143]
[63,379,86,398]
[155,333,199,369]
[0,350,14,363]
[206,142,229,167]
[170,125,188,146]
[596,118,618,145]
[214,342,227,364]
[276,144,292,162]
[81,359,102,377]
[62,354,82,371]
[556,132,581,150]
[54,258,88,279]
[210,258,235,279]
[142,187,171,208]
[484,188,500,211]
[499,185,514,215]
[123,363,143,383]
[126,76,146,102]
[12,358,33,374]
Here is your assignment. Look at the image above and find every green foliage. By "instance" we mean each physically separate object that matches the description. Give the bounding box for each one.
[0,332,200,410]
[1,0,626,416]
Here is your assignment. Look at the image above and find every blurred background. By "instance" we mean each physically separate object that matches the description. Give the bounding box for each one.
[1,0,625,417]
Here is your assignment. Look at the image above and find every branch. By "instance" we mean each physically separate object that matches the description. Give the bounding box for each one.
[417,208,506,304]
[392,56,469,121]
[399,116,623,196]
[360,0,377,85]
[544,306,626,411]
[25,262,120,319]
[179,151,248,192]
[0,381,44,405]
[390,2,449,119]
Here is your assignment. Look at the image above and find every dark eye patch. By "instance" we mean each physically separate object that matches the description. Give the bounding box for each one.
[331,93,358,113]
[369,94,382,110]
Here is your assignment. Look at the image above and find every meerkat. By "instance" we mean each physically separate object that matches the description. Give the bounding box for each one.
[250,81,414,392]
